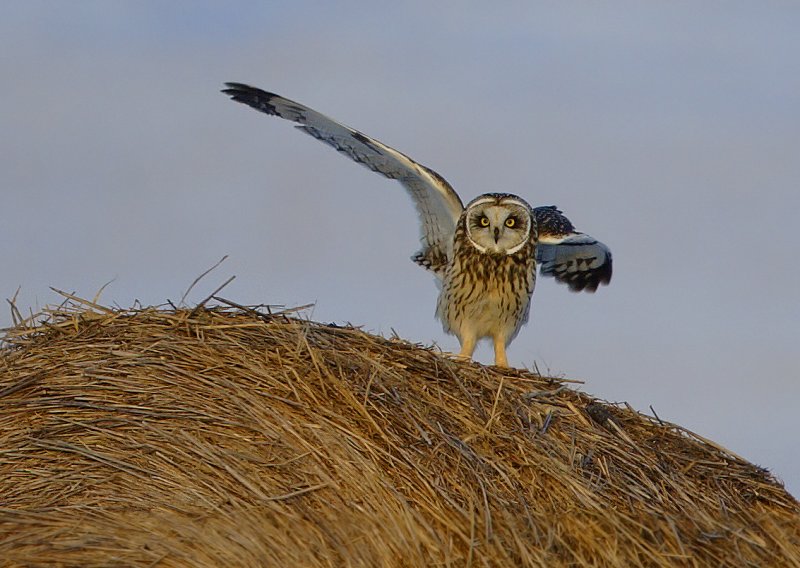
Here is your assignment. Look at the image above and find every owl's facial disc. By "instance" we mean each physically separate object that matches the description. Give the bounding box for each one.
[466,203,530,254]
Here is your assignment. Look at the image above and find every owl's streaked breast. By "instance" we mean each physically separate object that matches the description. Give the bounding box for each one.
[437,225,536,345]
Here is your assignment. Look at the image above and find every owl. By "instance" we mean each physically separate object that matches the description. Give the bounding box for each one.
[223,83,612,367]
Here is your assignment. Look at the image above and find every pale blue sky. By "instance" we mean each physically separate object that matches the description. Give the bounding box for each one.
[2,2,798,496]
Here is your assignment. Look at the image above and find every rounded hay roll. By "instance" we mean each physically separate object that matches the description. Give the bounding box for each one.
[0,300,798,567]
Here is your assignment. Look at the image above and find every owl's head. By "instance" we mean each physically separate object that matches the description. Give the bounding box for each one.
[462,193,534,255]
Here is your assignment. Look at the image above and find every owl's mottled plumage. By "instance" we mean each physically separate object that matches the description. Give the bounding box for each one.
[534,206,612,292]
[438,193,538,366]
[222,82,612,367]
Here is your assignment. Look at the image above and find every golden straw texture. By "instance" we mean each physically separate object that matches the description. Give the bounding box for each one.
[1,299,798,567]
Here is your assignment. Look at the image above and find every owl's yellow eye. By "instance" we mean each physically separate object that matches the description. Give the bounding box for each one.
[505,218,516,228]
[479,216,490,227]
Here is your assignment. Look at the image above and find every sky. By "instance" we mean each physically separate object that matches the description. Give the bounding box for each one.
[2,2,798,496]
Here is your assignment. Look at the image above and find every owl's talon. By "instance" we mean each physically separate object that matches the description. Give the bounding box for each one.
[442,351,472,363]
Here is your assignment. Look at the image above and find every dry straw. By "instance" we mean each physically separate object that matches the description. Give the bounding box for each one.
[1,296,798,566]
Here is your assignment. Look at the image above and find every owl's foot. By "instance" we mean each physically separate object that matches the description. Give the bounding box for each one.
[438,351,474,366]
[457,337,477,362]
[438,338,477,364]
[492,355,509,368]
[493,336,509,368]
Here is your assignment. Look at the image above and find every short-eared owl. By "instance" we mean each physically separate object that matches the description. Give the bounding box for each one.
[223,83,612,367]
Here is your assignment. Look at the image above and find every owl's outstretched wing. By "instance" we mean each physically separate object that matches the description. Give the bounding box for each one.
[222,83,464,276]
[533,206,612,292]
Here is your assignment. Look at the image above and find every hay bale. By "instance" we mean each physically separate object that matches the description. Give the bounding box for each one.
[1,299,798,567]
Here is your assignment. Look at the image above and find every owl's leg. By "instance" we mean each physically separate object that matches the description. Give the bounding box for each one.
[457,335,477,361]
[492,335,509,368]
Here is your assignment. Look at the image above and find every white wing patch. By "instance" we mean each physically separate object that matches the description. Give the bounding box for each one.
[534,206,612,292]
[223,83,464,277]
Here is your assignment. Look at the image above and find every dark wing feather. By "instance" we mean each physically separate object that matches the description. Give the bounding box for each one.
[534,206,612,292]
[222,83,463,277]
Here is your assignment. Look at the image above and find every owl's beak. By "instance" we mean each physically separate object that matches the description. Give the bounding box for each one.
[493,227,500,243]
